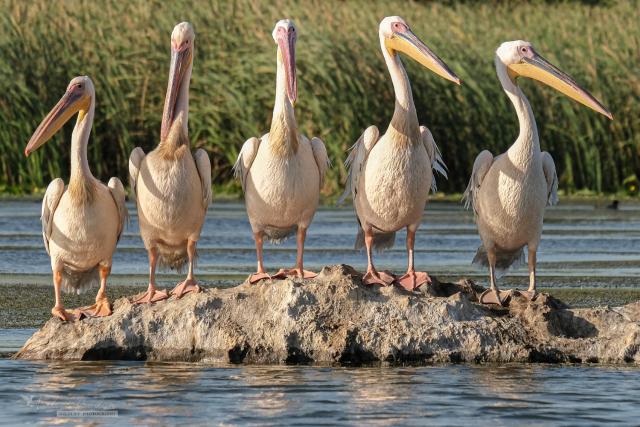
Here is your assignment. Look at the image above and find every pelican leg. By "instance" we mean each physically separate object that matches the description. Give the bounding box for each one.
[133,246,169,304]
[519,247,538,301]
[78,265,113,317]
[397,227,431,291]
[273,227,317,280]
[362,228,395,286]
[478,247,511,306]
[171,239,202,298]
[249,231,271,283]
[51,270,80,322]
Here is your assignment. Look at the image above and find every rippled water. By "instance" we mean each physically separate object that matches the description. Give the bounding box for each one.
[1,358,639,426]
[1,200,639,286]
[1,200,639,425]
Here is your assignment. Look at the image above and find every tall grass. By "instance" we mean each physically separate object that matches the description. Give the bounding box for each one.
[0,0,638,195]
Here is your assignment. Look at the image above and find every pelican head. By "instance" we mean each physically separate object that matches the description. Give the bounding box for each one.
[497,40,612,119]
[379,16,460,85]
[25,76,94,157]
[272,19,297,105]
[161,21,195,141]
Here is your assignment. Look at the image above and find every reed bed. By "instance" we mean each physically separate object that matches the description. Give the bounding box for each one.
[0,0,638,195]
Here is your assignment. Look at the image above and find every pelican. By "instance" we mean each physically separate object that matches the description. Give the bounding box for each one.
[129,22,212,303]
[463,40,612,305]
[24,76,127,321]
[234,19,329,283]
[339,16,460,290]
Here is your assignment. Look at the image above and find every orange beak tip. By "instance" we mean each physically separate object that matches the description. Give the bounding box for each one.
[24,149,30,157]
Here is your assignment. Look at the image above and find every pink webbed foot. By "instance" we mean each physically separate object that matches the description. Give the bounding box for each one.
[271,268,317,280]
[51,306,82,322]
[171,279,201,299]
[397,271,431,291]
[249,272,271,284]
[78,296,112,318]
[362,270,396,286]
[133,288,169,305]
[516,290,538,301]
[478,289,513,307]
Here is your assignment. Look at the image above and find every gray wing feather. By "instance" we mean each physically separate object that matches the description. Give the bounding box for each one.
[420,126,448,193]
[310,136,330,188]
[128,147,145,199]
[463,150,494,215]
[194,149,212,211]
[542,151,559,206]
[233,137,261,193]
[108,177,129,241]
[338,125,380,205]
[41,179,65,255]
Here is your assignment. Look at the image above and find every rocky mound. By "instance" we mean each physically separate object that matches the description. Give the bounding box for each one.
[14,265,640,364]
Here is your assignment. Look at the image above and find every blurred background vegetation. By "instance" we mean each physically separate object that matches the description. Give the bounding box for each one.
[0,0,638,197]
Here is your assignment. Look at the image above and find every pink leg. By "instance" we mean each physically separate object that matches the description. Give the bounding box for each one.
[171,239,202,298]
[249,231,271,284]
[273,227,317,280]
[362,228,395,286]
[79,265,113,317]
[397,227,431,291]
[51,270,81,322]
[133,246,169,304]
[478,246,511,306]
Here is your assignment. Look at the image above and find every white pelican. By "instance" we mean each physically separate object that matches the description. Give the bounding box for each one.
[129,22,211,303]
[463,40,612,305]
[234,19,329,283]
[339,16,460,291]
[24,76,127,321]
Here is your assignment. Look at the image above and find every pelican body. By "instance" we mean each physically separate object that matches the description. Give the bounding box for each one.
[340,16,460,290]
[24,76,127,321]
[129,22,212,303]
[234,19,329,282]
[463,41,612,305]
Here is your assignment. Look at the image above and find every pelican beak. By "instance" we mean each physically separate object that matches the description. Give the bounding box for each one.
[276,28,297,105]
[25,86,85,157]
[161,41,193,141]
[386,28,461,85]
[508,51,612,120]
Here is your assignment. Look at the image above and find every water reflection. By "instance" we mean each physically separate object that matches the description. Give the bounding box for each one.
[2,360,640,425]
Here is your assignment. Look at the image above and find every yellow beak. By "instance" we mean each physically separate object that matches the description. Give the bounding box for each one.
[386,29,460,85]
[508,54,612,120]
[25,88,86,157]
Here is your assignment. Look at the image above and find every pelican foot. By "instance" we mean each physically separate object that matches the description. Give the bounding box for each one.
[363,270,396,286]
[171,279,201,299]
[133,288,169,304]
[272,268,317,280]
[516,290,538,301]
[397,271,431,291]
[249,272,271,284]
[478,289,513,307]
[79,297,112,318]
[51,306,82,322]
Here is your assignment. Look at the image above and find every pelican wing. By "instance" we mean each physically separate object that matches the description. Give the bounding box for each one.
[41,178,65,255]
[463,150,495,215]
[338,125,380,205]
[233,136,261,193]
[310,136,330,187]
[194,148,212,211]
[108,177,128,241]
[542,151,559,206]
[128,147,146,199]
[420,126,448,193]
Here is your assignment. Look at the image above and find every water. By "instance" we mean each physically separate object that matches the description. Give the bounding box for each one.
[1,359,639,425]
[0,200,639,285]
[1,200,639,425]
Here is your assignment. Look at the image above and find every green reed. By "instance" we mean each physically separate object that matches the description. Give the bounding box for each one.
[0,0,638,196]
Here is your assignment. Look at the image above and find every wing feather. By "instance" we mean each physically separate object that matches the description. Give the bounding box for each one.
[338,125,380,205]
[128,147,146,199]
[41,178,65,255]
[463,150,494,215]
[420,126,448,193]
[194,148,212,211]
[107,177,128,241]
[310,136,330,188]
[232,137,261,193]
[542,151,559,206]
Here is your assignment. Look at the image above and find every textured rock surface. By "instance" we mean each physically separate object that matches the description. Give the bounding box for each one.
[15,265,640,364]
